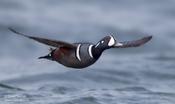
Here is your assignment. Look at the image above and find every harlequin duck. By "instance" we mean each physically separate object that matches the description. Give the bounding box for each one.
[9,28,152,69]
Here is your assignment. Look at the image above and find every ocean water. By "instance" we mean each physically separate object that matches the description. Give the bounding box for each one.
[0,0,175,104]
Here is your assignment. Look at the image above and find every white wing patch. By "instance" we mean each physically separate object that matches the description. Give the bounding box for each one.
[88,45,94,58]
[108,35,116,46]
[115,42,123,46]
[76,44,81,61]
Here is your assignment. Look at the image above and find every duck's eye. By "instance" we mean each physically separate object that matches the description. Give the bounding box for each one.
[101,41,104,44]
[48,53,52,56]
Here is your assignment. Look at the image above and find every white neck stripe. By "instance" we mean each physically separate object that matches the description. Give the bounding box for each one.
[88,45,94,58]
[95,42,100,48]
[76,44,81,61]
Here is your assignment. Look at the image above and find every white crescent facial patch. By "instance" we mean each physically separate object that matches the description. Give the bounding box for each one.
[108,35,116,46]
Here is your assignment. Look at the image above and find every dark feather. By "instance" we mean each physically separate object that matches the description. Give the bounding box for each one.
[114,36,152,48]
[9,28,76,49]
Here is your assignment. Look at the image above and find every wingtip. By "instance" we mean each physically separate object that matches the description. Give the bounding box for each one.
[147,35,153,40]
[8,27,19,34]
[8,27,14,32]
[144,35,153,42]
[8,27,28,37]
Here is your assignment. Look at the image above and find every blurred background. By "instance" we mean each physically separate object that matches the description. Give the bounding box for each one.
[0,0,175,104]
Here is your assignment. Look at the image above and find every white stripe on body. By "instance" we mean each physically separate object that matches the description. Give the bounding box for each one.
[76,44,81,61]
[88,45,94,58]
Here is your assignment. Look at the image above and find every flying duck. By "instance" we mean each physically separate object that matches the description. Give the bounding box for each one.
[9,28,152,69]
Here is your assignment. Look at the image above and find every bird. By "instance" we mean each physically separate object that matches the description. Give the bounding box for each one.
[9,28,152,69]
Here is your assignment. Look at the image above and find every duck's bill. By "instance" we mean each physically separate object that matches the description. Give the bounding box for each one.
[114,36,152,48]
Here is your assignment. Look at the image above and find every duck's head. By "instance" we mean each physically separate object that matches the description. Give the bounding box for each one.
[95,35,116,50]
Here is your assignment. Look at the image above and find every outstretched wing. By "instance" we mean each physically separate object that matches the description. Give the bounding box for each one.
[114,36,152,48]
[9,28,76,49]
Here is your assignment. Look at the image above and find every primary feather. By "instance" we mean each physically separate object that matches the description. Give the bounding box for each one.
[9,28,76,49]
[114,36,152,48]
